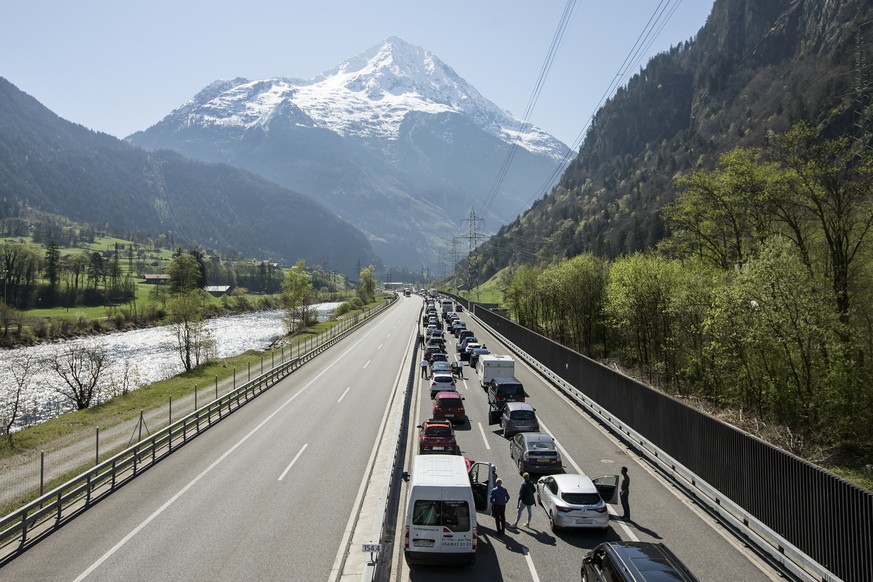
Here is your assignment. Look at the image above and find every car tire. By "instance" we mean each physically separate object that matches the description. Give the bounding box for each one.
[549,510,558,532]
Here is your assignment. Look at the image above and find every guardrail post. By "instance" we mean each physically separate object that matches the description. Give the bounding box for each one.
[260,355,263,374]
[271,351,274,368]
[247,362,250,382]
[233,368,236,390]
[215,376,218,400]
[95,427,99,465]
[194,383,198,410]
[169,395,172,425]
[40,451,45,496]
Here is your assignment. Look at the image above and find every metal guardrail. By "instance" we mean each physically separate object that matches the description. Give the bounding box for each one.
[466,305,836,582]
[0,296,397,564]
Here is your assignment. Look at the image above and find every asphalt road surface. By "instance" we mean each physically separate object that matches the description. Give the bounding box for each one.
[0,299,420,582]
[391,296,782,582]
[0,295,786,581]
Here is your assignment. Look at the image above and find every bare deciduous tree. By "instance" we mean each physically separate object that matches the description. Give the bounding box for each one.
[47,343,110,410]
[2,352,35,440]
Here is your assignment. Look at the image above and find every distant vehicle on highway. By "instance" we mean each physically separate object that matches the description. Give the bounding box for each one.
[500,402,539,437]
[430,373,457,398]
[418,419,459,454]
[510,432,562,474]
[432,391,466,424]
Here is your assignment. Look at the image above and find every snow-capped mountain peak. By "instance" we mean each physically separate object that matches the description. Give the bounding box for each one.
[166,37,566,158]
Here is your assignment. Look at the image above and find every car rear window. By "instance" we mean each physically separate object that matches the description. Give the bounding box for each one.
[510,410,535,420]
[562,492,601,505]
[528,441,554,450]
[437,398,462,408]
[424,426,452,437]
[498,383,523,395]
[412,500,470,531]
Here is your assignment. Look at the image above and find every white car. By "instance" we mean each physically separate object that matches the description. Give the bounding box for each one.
[429,373,457,398]
[535,473,618,532]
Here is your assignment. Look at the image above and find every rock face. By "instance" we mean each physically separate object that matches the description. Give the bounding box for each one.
[128,37,570,268]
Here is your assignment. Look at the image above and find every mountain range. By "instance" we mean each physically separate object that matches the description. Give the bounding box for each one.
[0,77,379,277]
[128,37,570,268]
[473,0,873,276]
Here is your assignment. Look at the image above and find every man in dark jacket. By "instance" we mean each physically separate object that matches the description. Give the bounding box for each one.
[512,472,536,528]
[489,478,510,534]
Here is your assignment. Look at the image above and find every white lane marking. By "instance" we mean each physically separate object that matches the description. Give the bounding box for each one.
[278,444,309,481]
[74,321,387,582]
[477,422,491,450]
[378,343,383,350]
[363,359,371,369]
[337,386,351,403]
[523,546,541,582]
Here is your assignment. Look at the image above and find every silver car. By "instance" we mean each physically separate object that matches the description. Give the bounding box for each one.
[501,402,539,437]
[536,473,618,532]
[509,432,562,474]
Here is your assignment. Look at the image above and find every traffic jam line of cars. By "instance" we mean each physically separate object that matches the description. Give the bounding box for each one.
[399,291,702,580]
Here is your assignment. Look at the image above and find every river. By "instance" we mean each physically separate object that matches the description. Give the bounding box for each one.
[0,303,342,430]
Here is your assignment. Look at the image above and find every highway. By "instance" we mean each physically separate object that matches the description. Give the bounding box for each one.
[392,295,781,582]
[0,294,785,581]
[0,299,419,582]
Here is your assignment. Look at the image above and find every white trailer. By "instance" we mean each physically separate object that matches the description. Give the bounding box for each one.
[476,354,515,388]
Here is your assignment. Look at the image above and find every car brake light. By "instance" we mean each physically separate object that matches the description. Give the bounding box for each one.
[556,505,573,513]
[594,506,607,513]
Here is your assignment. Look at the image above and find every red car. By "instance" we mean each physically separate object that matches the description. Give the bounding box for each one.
[418,419,459,454]
[432,391,467,424]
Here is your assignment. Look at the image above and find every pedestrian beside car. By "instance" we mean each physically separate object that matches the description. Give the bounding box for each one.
[420,358,429,379]
[418,333,424,348]
[489,478,510,534]
[512,472,536,528]
[620,466,630,520]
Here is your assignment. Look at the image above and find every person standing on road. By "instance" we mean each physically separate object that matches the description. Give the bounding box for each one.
[420,357,429,379]
[512,472,536,528]
[489,478,510,534]
[620,466,631,520]
[418,332,424,348]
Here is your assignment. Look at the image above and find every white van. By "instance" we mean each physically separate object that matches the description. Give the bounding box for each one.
[476,354,515,388]
[441,299,454,315]
[403,455,494,566]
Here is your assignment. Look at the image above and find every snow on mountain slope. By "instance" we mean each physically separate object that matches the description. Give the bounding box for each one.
[169,37,566,160]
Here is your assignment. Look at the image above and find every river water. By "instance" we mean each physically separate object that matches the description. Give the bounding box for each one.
[0,303,341,429]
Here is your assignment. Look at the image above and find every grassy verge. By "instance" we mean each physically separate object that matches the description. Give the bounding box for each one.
[0,299,386,462]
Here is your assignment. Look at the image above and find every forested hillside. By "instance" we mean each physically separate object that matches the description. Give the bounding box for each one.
[475,0,873,273]
[476,0,873,472]
[0,78,379,277]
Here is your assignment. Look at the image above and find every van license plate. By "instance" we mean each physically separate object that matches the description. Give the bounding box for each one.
[432,446,445,451]
[413,539,435,547]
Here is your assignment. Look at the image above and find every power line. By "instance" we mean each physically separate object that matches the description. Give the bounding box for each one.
[481,0,579,220]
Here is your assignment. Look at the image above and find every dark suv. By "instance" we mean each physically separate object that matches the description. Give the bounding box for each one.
[487,377,526,408]
[581,542,699,581]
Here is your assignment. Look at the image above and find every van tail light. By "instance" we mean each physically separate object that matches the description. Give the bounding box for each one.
[472,525,478,552]
[404,525,409,550]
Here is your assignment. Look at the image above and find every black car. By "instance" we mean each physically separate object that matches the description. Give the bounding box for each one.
[581,542,699,582]
[487,377,526,408]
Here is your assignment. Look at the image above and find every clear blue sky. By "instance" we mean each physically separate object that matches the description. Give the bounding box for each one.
[2,1,714,148]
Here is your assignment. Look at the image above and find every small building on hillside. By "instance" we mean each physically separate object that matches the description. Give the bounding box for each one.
[204,285,231,297]
[143,274,170,285]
